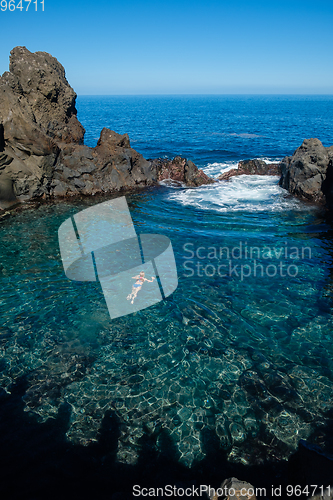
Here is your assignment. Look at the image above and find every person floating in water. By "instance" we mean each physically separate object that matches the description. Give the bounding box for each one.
[127,271,155,304]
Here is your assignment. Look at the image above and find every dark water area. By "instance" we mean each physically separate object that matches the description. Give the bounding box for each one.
[1,378,333,500]
[1,96,333,498]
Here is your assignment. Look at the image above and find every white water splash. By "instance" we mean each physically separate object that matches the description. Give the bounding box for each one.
[167,175,312,213]
[204,161,239,178]
[203,157,283,179]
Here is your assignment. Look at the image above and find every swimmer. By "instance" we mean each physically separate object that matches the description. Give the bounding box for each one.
[127,271,155,304]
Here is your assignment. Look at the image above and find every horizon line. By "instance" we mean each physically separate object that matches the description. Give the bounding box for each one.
[76,93,333,97]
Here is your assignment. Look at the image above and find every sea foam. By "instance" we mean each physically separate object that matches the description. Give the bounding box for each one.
[166,175,312,213]
[204,161,239,178]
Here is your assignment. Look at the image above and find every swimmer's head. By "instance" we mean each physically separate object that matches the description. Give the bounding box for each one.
[140,271,145,276]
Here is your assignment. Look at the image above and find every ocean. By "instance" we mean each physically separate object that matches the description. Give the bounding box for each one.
[1,95,333,494]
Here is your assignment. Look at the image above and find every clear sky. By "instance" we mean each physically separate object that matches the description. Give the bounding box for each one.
[0,0,332,94]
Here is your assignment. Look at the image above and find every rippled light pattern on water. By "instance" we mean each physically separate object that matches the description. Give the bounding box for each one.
[1,96,333,467]
[1,188,333,467]
[58,197,178,319]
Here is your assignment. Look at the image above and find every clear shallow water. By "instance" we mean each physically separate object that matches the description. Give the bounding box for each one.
[1,96,333,467]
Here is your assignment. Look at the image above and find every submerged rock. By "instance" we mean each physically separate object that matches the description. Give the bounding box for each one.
[279,138,333,206]
[219,159,280,180]
[207,477,257,500]
[0,46,212,208]
[309,485,333,500]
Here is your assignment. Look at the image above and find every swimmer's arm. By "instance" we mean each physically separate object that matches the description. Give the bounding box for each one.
[144,277,155,282]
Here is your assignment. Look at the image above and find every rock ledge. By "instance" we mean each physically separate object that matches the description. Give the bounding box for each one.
[0,46,212,209]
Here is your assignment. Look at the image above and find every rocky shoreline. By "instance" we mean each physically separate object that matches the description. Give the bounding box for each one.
[1,46,333,213]
[1,47,333,498]
[0,46,213,210]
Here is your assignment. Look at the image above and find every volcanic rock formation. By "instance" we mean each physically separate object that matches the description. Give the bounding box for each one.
[218,159,280,181]
[279,138,333,207]
[0,46,213,209]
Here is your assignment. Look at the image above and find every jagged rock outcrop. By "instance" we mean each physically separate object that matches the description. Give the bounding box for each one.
[218,159,280,181]
[0,46,212,209]
[51,128,156,197]
[0,46,84,205]
[4,46,85,144]
[152,156,214,187]
[279,138,333,206]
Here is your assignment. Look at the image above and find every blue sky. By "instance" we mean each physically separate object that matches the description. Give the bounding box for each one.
[0,0,332,94]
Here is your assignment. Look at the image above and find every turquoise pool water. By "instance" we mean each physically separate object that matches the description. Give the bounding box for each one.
[1,95,333,467]
[1,182,333,467]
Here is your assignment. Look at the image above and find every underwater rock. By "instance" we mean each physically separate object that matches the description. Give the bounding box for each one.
[208,477,257,500]
[22,350,95,415]
[0,46,213,207]
[309,487,333,500]
[218,159,280,180]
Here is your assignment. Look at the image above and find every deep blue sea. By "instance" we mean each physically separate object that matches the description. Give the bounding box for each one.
[1,95,333,472]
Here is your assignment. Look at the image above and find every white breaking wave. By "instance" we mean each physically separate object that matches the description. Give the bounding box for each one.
[167,175,312,213]
[259,157,283,164]
[159,178,187,189]
[204,161,239,178]
[203,157,283,179]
